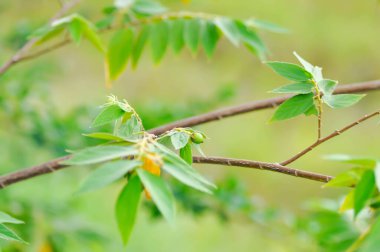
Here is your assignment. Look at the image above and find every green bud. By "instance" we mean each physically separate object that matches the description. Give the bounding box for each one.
[191,132,204,144]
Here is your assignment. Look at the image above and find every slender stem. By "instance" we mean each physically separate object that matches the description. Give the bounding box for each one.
[312,80,323,139]
[280,110,380,166]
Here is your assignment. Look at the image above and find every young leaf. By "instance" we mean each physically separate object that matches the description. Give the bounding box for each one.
[170,19,185,54]
[201,20,220,58]
[131,25,151,68]
[0,212,23,225]
[0,224,25,243]
[170,132,190,150]
[323,94,365,109]
[115,175,142,245]
[63,145,138,165]
[293,52,314,73]
[91,104,126,128]
[150,21,169,63]
[214,17,240,47]
[106,29,135,81]
[354,170,376,216]
[270,82,314,94]
[271,93,314,121]
[77,17,105,52]
[318,79,337,96]
[184,19,201,55]
[266,62,313,81]
[137,169,175,223]
[179,142,192,165]
[78,160,141,193]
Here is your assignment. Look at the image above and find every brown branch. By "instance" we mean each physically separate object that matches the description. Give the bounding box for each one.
[280,110,380,166]
[0,0,81,75]
[0,155,332,189]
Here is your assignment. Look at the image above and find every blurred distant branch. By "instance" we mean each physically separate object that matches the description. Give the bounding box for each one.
[0,0,81,75]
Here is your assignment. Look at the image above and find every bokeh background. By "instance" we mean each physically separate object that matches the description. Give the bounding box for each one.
[0,0,379,251]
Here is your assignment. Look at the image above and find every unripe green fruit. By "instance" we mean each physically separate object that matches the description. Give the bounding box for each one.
[191,132,204,144]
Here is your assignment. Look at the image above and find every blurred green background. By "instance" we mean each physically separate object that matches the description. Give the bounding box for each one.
[0,0,379,251]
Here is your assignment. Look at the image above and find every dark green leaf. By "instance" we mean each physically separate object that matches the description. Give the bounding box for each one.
[131,25,150,68]
[304,103,318,116]
[354,170,376,216]
[323,94,365,109]
[115,175,142,245]
[91,104,126,128]
[184,19,201,55]
[271,82,314,94]
[271,93,314,121]
[150,21,169,63]
[179,143,192,165]
[266,61,313,81]
[0,224,25,243]
[170,19,185,54]
[201,20,220,58]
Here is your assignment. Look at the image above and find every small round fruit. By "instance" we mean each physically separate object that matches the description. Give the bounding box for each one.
[191,132,204,144]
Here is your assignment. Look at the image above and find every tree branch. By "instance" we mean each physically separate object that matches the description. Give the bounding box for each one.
[0,0,81,75]
[280,110,380,166]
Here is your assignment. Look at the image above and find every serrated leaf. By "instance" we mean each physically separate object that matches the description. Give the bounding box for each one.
[318,79,337,96]
[78,160,140,193]
[214,17,240,47]
[170,19,185,54]
[201,20,220,58]
[131,25,150,68]
[91,104,126,128]
[266,62,313,81]
[137,169,175,223]
[170,132,190,150]
[106,29,134,81]
[151,21,169,63]
[63,145,138,165]
[271,82,314,94]
[0,224,25,243]
[184,19,201,55]
[354,170,376,216]
[115,175,142,245]
[179,142,192,165]
[271,93,314,121]
[0,212,23,225]
[323,94,365,109]
[235,20,266,59]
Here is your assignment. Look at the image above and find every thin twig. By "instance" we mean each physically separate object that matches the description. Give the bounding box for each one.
[280,110,380,166]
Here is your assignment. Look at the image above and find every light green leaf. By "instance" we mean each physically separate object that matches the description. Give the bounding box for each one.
[318,79,337,96]
[170,132,190,150]
[137,169,175,223]
[68,18,83,44]
[151,21,169,63]
[357,216,380,252]
[115,0,136,9]
[83,132,132,142]
[115,175,142,245]
[131,25,150,68]
[323,94,365,109]
[91,104,127,128]
[179,143,192,165]
[271,82,314,94]
[184,19,201,55]
[266,62,313,81]
[201,20,220,58]
[78,160,141,193]
[271,93,314,121]
[247,19,288,33]
[0,212,23,225]
[235,20,266,59]
[323,168,364,188]
[34,25,65,45]
[193,143,206,157]
[132,0,167,15]
[117,115,143,139]
[107,29,134,81]
[63,145,138,165]
[214,17,240,47]
[304,103,318,116]
[340,190,354,212]
[0,224,25,243]
[354,170,376,216]
[170,19,185,54]
[293,52,314,73]
[324,154,377,168]
[374,162,380,192]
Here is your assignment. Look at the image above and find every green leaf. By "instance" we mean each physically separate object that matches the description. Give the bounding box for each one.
[150,21,169,63]
[270,82,314,94]
[131,0,167,15]
[63,145,138,165]
[107,29,135,81]
[323,168,364,188]
[170,19,185,54]
[78,160,141,193]
[235,20,266,59]
[170,132,190,150]
[374,162,380,192]
[34,25,65,45]
[340,190,355,212]
[184,19,201,55]
[131,25,150,68]
[115,175,142,245]
[266,62,313,81]
[357,216,380,252]
[76,16,105,52]
[83,132,132,142]
[247,19,288,33]
[354,170,376,216]
[214,17,240,47]
[323,94,365,109]
[117,115,143,139]
[304,103,318,116]
[0,212,23,225]
[91,104,127,128]
[293,52,314,73]
[318,79,337,96]
[179,143,192,165]
[271,93,314,121]
[137,169,175,223]
[68,18,83,44]
[324,154,377,168]
[0,224,25,243]
[115,0,136,9]
[201,20,220,58]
